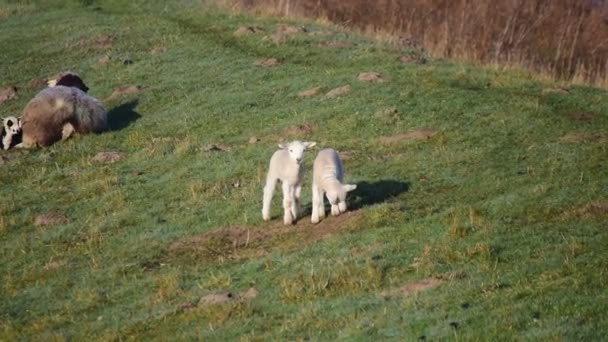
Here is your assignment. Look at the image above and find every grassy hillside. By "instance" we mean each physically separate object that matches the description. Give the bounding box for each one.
[1,0,607,340]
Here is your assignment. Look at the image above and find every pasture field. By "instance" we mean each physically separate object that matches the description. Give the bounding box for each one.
[1,0,607,340]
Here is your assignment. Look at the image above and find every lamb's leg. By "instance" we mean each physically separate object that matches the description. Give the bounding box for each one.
[293,183,302,220]
[262,177,277,221]
[61,123,75,141]
[311,183,321,224]
[282,182,294,225]
[330,197,340,216]
[338,201,347,214]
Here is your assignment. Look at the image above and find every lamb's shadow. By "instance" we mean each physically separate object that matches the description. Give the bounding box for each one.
[300,179,410,215]
[349,180,410,210]
[107,100,141,131]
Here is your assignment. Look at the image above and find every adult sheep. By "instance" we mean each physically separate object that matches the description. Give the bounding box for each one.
[20,72,107,148]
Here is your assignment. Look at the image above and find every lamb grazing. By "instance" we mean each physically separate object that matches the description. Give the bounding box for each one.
[262,140,316,225]
[20,72,107,147]
[1,116,22,150]
[311,148,357,224]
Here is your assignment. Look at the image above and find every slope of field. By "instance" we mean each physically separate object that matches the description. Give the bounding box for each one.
[1,0,607,340]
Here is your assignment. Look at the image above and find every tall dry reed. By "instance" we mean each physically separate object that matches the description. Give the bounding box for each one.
[224,0,608,87]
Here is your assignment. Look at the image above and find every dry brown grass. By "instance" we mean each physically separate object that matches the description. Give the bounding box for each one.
[224,0,608,87]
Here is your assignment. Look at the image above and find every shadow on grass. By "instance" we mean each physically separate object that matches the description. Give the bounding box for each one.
[107,100,141,131]
[300,179,410,216]
[349,180,410,210]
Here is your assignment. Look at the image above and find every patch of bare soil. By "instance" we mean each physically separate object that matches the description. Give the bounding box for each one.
[78,33,113,50]
[269,25,307,43]
[567,111,596,122]
[203,144,231,152]
[379,128,437,143]
[29,78,47,89]
[34,214,68,226]
[325,85,351,98]
[319,41,353,48]
[97,55,111,65]
[564,201,608,219]
[338,151,354,161]
[358,72,385,83]
[178,288,258,312]
[106,85,142,100]
[0,86,18,105]
[92,151,125,163]
[166,211,362,263]
[255,58,280,68]
[559,132,608,143]
[234,26,263,36]
[298,87,322,98]
[282,123,316,137]
[379,277,445,298]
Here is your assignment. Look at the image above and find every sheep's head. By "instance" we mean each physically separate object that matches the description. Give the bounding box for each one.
[47,72,89,93]
[279,140,316,164]
[3,116,21,135]
[326,183,357,206]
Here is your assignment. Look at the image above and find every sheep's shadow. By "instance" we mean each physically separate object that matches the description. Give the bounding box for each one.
[300,179,410,215]
[107,100,141,131]
[349,180,410,210]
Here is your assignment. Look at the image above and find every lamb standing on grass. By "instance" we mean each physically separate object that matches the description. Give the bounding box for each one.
[263,141,316,225]
[311,148,357,224]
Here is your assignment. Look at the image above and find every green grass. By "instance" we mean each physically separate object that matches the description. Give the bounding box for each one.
[1,0,607,340]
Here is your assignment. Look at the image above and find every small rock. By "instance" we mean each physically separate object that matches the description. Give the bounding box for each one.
[325,85,351,98]
[0,86,18,105]
[255,58,280,68]
[358,72,384,82]
[35,214,68,226]
[248,136,260,144]
[92,151,125,163]
[298,87,322,98]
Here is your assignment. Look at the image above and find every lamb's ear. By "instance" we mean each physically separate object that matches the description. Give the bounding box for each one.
[304,141,316,149]
[278,143,286,149]
[343,184,357,193]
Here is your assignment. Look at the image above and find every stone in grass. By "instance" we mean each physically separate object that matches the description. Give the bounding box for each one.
[325,85,351,98]
[248,136,260,144]
[92,151,125,164]
[35,213,68,226]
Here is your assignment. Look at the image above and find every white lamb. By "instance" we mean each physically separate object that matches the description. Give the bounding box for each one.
[311,148,357,224]
[262,141,316,225]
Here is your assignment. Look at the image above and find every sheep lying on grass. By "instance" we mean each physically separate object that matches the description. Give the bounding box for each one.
[20,72,107,148]
[263,141,316,225]
[311,148,357,224]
